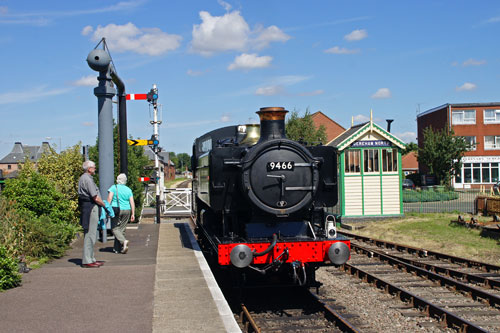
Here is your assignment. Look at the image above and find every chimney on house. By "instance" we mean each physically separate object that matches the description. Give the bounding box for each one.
[12,142,23,154]
[386,119,394,133]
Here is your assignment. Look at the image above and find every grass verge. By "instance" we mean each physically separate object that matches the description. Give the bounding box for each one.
[348,213,500,265]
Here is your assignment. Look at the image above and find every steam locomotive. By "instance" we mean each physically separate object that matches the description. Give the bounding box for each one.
[191,107,350,286]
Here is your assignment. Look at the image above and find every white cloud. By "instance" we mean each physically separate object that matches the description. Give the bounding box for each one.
[371,88,392,99]
[344,29,367,41]
[0,1,145,26]
[191,11,250,55]
[82,122,94,127]
[0,86,71,105]
[81,25,93,36]
[456,82,476,91]
[485,16,500,24]
[395,131,417,143]
[217,0,232,12]
[270,75,311,86]
[298,90,324,96]
[462,58,486,66]
[255,85,285,96]
[324,46,359,54]
[72,75,98,86]
[220,114,231,122]
[191,11,290,56]
[353,114,370,122]
[228,53,272,70]
[86,22,182,56]
[253,25,291,49]
[0,7,8,15]
[187,69,204,76]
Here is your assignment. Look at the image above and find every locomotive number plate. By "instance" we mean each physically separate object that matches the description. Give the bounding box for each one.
[267,161,294,171]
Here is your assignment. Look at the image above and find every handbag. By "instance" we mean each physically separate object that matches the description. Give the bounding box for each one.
[111,185,121,228]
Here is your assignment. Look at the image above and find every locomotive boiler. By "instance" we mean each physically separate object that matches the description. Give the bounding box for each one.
[192,107,350,286]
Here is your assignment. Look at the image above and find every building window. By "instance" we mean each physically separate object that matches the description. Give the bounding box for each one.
[484,109,500,124]
[344,149,360,173]
[461,162,499,184]
[382,148,398,172]
[363,149,379,173]
[452,109,475,125]
[462,136,476,151]
[484,136,500,150]
[7,165,11,170]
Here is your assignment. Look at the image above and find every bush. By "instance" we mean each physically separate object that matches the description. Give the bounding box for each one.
[403,190,459,202]
[0,246,21,291]
[2,166,74,226]
[0,197,78,260]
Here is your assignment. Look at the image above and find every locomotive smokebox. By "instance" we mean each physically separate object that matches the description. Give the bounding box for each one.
[256,107,288,143]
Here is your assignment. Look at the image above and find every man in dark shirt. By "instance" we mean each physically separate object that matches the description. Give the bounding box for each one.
[78,160,106,268]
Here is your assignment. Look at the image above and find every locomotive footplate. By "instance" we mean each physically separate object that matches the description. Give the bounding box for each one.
[218,237,350,266]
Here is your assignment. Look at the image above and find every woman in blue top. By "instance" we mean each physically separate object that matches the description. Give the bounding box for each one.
[107,173,135,254]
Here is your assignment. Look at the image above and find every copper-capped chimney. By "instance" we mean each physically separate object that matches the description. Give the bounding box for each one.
[256,107,288,143]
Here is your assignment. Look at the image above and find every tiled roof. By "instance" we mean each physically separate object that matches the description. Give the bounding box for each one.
[327,122,367,147]
[0,142,50,164]
[402,151,418,170]
[143,146,175,166]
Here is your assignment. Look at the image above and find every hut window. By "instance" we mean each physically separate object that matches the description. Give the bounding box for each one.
[345,150,360,173]
[382,148,398,172]
[363,149,379,173]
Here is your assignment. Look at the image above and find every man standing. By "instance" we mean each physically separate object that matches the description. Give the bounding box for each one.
[78,160,106,268]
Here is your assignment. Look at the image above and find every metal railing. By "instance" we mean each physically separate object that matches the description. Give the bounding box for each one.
[403,189,479,214]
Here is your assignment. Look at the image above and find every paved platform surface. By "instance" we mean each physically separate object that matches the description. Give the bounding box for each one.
[0,220,240,333]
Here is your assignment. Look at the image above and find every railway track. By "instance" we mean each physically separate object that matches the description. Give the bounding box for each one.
[236,286,363,332]
[335,230,500,332]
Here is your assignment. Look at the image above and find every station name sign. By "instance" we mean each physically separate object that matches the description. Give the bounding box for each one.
[461,156,500,163]
[351,140,392,148]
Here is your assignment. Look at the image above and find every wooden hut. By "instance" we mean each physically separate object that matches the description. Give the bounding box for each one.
[328,113,406,218]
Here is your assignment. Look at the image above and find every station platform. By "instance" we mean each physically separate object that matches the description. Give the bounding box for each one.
[0,219,241,333]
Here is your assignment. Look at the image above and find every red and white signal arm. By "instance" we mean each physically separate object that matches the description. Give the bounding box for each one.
[139,177,150,182]
[126,94,148,100]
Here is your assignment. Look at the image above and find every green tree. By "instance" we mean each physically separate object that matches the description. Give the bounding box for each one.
[176,153,191,171]
[169,152,178,169]
[418,126,470,186]
[402,142,418,156]
[285,108,327,144]
[37,144,83,224]
[88,124,150,220]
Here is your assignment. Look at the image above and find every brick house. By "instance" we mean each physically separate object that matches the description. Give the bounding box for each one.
[311,111,345,143]
[0,142,51,176]
[402,151,418,176]
[143,146,176,181]
[417,103,500,189]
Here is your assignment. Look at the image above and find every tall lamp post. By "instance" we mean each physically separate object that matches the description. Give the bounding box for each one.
[45,136,62,153]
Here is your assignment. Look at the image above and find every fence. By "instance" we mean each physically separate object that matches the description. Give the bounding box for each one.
[402,189,479,214]
[162,188,192,216]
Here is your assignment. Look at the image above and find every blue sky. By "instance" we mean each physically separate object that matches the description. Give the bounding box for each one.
[1,0,499,158]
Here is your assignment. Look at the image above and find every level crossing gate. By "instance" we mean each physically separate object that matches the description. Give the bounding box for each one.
[162,188,192,216]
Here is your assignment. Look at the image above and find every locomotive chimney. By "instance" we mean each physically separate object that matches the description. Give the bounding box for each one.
[256,107,288,143]
[386,119,394,133]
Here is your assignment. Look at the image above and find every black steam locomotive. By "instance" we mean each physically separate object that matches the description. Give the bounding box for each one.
[192,107,350,286]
